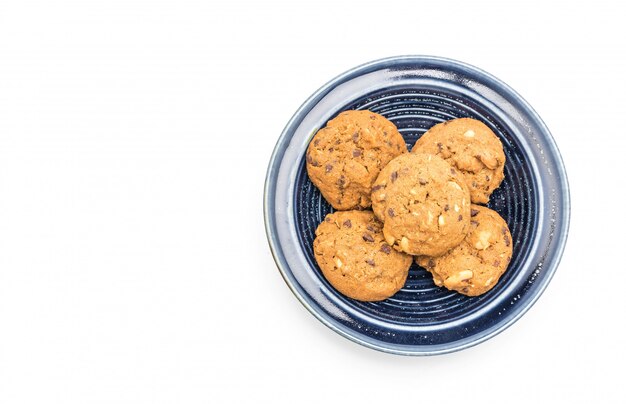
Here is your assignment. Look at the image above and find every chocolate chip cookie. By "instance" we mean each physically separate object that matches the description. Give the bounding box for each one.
[313,210,412,301]
[416,205,513,296]
[306,110,407,210]
[371,153,471,257]
[411,118,505,204]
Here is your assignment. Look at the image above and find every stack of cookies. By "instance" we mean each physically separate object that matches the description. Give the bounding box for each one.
[306,110,513,302]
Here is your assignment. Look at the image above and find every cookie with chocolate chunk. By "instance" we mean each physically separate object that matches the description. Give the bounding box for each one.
[416,205,513,296]
[313,210,412,302]
[371,153,471,257]
[411,118,505,204]
[306,110,407,210]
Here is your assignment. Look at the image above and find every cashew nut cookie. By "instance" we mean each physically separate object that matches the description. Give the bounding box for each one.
[371,153,471,257]
[411,118,505,204]
[306,110,407,210]
[416,205,513,296]
[313,210,412,302]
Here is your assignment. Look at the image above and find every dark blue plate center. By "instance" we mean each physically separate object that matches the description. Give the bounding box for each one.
[294,87,537,331]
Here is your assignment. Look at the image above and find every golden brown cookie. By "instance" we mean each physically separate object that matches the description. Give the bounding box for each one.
[371,153,471,257]
[313,210,412,302]
[416,205,513,296]
[411,118,505,204]
[306,110,407,210]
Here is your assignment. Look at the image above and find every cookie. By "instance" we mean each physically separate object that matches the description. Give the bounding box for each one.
[313,210,412,302]
[306,110,407,210]
[416,205,513,296]
[411,118,505,204]
[371,153,471,257]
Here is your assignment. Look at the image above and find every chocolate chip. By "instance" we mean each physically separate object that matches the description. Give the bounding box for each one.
[366,225,375,232]
[450,168,456,175]
[493,259,501,267]
[471,209,479,217]
[343,220,352,228]
[486,175,491,181]
[366,259,375,266]
[325,164,333,173]
[391,171,398,182]
[437,142,443,152]
[472,181,478,188]
[458,214,463,221]
[337,175,346,188]
[501,227,507,235]
[335,139,340,145]
[471,220,479,226]
[352,132,359,142]
[362,233,374,242]
[325,216,332,223]
[462,287,469,294]
[313,139,320,146]
[328,147,334,152]
[504,234,510,246]
[371,184,385,192]
[444,204,450,211]
[419,178,427,185]
[380,244,391,254]
[428,259,435,269]
[306,153,321,167]
[388,208,395,217]
[352,149,361,157]
[383,131,388,137]
[370,115,376,120]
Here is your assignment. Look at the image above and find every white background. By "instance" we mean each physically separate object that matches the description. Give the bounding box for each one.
[0,0,624,403]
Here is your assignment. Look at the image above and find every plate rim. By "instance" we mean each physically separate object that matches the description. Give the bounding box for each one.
[263,55,571,355]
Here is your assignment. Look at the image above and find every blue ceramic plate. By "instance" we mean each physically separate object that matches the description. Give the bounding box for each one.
[264,56,570,355]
